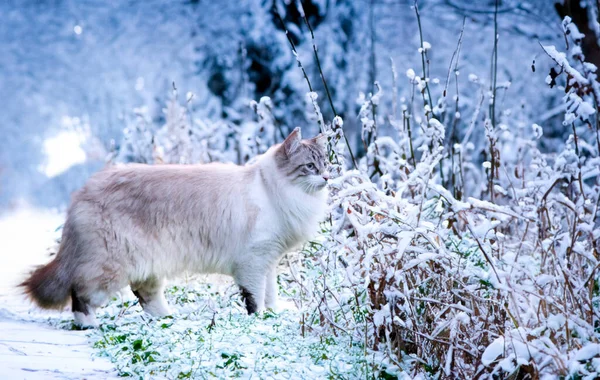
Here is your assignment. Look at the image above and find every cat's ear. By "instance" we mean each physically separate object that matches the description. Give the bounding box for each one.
[311,133,328,148]
[282,127,302,155]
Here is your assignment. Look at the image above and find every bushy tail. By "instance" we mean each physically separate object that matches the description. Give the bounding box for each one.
[20,258,72,309]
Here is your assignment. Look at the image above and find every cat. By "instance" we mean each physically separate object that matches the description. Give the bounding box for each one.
[21,128,330,328]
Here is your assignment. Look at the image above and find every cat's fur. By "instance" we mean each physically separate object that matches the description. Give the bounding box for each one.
[21,128,329,328]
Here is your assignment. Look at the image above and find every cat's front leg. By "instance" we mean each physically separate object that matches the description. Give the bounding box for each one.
[233,261,267,314]
[265,264,278,310]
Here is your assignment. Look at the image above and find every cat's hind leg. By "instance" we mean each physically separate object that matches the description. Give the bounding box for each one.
[71,288,99,329]
[131,277,171,317]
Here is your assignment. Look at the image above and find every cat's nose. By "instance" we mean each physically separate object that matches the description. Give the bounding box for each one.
[322,172,330,181]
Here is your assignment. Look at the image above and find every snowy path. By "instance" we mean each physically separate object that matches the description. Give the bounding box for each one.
[0,207,116,379]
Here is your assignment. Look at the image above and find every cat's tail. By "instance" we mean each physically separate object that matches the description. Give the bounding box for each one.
[20,256,73,309]
[20,224,78,309]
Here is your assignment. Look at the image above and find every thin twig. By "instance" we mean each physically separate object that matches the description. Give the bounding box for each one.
[414,1,433,109]
[297,1,358,168]
[443,18,466,98]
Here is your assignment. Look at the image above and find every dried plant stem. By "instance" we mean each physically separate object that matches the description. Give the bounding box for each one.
[571,123,586,200]
[443,18,466,99]
[490,0,499,130]
[369,0,377,93]
[403,110,416,168]
[489,0,500,202]
[447,18,466,174]
[594,97,600,154]
[390,58,398,122]
[414,1,433,109]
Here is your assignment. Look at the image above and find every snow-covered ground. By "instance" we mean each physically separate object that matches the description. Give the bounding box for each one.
[0,206,116,379]
[89,280,368,379]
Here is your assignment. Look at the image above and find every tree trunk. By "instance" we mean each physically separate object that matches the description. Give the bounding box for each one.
[555,0,600,70]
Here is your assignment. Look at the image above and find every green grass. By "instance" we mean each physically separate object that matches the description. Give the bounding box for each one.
[88,281,370,379]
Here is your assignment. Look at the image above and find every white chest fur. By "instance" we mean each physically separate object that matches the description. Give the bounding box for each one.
[249,152,328,252]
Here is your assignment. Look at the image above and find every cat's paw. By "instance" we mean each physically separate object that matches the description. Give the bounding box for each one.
[264,301,278,312]
[73,311,99,329]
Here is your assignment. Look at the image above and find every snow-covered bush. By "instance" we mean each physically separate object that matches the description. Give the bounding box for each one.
[114,88,277,167]
[282,13,600,380]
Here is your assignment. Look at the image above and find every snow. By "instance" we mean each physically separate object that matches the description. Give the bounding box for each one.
[482,336,504,366]
[574,344,600,362]
[541,45,589,85]
[42,131,87,178]
[0,320,115,379]
[418,41,432,53]
[562,16,585,40]
[0,206,116,379]
[90,281,368,378]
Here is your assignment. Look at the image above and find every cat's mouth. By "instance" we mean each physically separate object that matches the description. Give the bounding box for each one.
[313,179,329,192]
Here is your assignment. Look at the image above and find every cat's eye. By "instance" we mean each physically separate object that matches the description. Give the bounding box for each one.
[306,163,316,170]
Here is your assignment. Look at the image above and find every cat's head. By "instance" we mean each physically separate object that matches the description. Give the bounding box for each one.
[275,128,330,194]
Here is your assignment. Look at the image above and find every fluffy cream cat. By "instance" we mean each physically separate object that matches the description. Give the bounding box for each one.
[21,128,329,328]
